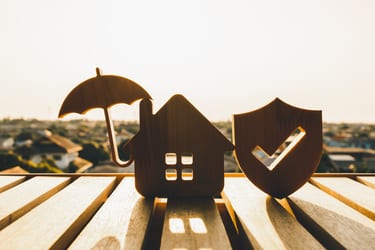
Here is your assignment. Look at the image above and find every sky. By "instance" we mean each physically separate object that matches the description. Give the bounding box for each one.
[0,0,374,123]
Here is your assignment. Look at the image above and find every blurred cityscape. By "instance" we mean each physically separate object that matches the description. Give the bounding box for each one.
[1,118,375,174]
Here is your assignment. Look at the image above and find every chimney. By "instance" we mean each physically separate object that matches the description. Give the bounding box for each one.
[140,98,153,132]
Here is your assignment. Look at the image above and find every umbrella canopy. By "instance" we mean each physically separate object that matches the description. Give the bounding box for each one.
[59,68,151,117]
[58,68,152,168]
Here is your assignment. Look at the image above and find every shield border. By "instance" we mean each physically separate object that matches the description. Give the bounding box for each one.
[233,98,322,198]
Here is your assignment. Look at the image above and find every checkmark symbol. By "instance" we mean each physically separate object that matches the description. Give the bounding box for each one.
[252,126,306,171]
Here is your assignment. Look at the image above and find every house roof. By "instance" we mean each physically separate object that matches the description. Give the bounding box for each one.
[46,134,82,153]
[324,145,375,155]
[127,95,234,153]
[328,154,355,162]
[0,166,29,174]
[73,157,93,173]
[16,131,82,156]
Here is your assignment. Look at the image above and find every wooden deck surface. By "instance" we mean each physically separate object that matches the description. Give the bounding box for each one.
[0,173,374,249]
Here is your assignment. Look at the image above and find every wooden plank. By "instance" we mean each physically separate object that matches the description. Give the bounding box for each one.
[311,177,375,220]
[0,176,116,250]
[222,177,323,249]
[0,176,70,230]
[288,182,375,249]
[0,176,25,193]
[160,198,232,249]
[69,177,154,250]
[357,176,375,189]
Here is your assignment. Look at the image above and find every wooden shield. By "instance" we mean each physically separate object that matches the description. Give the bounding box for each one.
[233,98,322,198]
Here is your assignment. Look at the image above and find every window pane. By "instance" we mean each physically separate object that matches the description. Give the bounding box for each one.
[165,153,177,165]
[181,153,193,165]
[182,168,193,181]
[165,168,177,181]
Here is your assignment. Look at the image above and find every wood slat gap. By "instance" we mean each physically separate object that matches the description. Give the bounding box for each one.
[68,177,154,250]
[142,198,167,249]
[223,177,323,250]
[356,176,375,189]
[216,199,241,249]
[0,176,116,250]
[0,176,71,230]
[287,182,375,250]
[160,198,232,249]
[310,177,375,220]
[0,176,26,193]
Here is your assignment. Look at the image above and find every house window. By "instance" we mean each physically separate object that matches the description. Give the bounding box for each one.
[181,153,193,165]
[164,152,194,181]
[165,153,177,165]
[165,168,177,181]
[182,168,193,181]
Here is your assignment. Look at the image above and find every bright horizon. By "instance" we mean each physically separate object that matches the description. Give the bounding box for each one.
[1,0,375,123]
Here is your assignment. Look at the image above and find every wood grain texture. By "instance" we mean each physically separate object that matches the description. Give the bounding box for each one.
[288,182,375,249]
[311,177,375,220]
[357,176,375,189]
[160,198,232,249]
[0,177,116,250]
[69,177,154,250]
[0,176,70,230]
[222,177,323,249]
[0,176,25,193]
[125,96,234,198]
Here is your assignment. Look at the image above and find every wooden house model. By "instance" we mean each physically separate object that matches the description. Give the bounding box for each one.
[123,95,234,198]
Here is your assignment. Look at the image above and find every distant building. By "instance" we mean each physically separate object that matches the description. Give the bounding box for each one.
[327,154,356,172]
[324,145,375,172]
[15,130,92,172]
[324,145,375,161]
[363,157,375,172]
[324,134,352,148]
[0,136,14,151]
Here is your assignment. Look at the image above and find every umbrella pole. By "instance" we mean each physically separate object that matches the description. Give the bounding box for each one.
[103,108,133,167]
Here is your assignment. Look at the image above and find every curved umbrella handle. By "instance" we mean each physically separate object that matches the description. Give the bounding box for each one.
[104,108,134,168]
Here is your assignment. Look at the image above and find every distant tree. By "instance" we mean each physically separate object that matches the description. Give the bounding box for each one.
[0,151,62,173]
[316,153,337,173]
[79,142,109,165]
[358,132,369,139]
[0,151,21,171]
[24,160,63,173]
[323,131,335,137]
[15,131,33,141]
[48,124,68,137]
[338,123,349,130]
[125,123,139,135]
[67,161,80,173]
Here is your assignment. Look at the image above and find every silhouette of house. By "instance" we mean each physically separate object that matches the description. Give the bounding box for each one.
[124,95,234,197]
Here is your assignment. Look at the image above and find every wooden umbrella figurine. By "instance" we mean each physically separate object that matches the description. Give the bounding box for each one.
[59,69,233,198]
[58,68,152,167]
